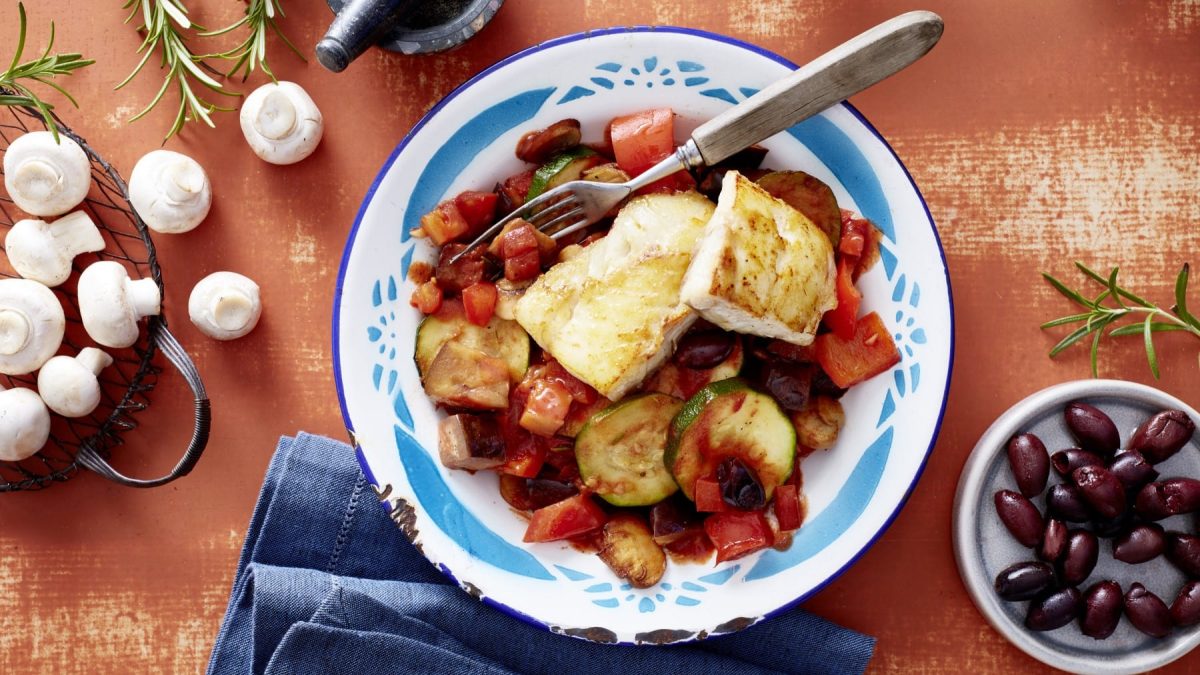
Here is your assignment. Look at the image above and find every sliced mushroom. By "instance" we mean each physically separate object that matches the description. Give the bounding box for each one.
[37,347,113,418]
[0,278,66,375]
[188,271,262,340]
[5,211,106,287]
[2,131,91,216]
[240,82,324,165]
[128,150,212,234]
[77,261,160,348]
[0,385,51,462]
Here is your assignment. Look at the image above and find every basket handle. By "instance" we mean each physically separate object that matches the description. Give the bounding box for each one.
[75,326,211,488]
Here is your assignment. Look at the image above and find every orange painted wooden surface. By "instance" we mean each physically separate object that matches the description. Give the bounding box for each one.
[0,1,1198,672]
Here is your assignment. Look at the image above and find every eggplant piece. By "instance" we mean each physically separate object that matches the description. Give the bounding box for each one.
[649,495,703,546]
[423,341,510,410]
[438,414,505,470]
[598,512,667,589]
[755,171,842,246]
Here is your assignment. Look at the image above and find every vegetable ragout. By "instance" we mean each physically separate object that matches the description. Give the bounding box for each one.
[409,109,900,587]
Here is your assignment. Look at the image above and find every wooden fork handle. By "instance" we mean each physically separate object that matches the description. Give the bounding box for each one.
[690,10,943,166]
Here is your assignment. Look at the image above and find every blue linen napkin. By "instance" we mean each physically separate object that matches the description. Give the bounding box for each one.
[207,433,876,675]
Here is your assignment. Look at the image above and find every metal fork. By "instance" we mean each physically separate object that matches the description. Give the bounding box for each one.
[451,10,943,263]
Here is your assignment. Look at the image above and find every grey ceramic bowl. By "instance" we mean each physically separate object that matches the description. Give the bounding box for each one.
[953,379,1200,674]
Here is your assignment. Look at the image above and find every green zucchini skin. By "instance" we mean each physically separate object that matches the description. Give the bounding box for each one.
[665,378,796,501]
[575,393,683,507]
[526,147,599,200]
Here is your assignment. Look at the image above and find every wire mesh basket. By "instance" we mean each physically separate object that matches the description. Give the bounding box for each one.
[0,100,210,490]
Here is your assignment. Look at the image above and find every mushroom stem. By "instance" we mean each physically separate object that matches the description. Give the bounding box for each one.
[12,159,63,203]
[76,347,114,375]
[255,89,298,140]
[127,277,162,318]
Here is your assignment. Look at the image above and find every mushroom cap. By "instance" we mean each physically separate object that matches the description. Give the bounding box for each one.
[188,271,262,340]
[0,387,51,462]
[2,131,91,217]
[37,348,112,418]
[240,82,324,165]
[128,150,212,234]
[0,278,66,375]
[77,261,161,349]
[5,212,105,287]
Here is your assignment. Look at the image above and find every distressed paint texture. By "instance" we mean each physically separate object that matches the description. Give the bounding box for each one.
[0,1,1197,674]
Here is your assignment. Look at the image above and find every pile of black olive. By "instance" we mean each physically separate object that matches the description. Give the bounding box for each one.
[993,403,1199,638]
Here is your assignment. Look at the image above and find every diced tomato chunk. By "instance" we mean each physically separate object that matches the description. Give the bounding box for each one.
[814,311,901,388]
[774,484,804,531]
[409,279,442,315]
[610,108,675,176]
[504,249,541,282]
[499,433,547,478]
[499,224,539,258]
[703,510,772,563]
[539,359,598,404]
[824,257,861,339]
[694,478,727,513]
[839,216,871,258]
[453,191,498,230]
[523,494,607,543]
[419,201,471,245]
[462,282,498,326]
[501,169,535,206]
[519,379,573,437]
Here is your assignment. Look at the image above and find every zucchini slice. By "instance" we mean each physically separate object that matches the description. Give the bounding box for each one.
[415,299,529,382]
[666,378,795,501]
[575,393,682,506]
[526,147,602,201]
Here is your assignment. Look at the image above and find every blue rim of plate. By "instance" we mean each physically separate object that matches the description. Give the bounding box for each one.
[332,24,956,642]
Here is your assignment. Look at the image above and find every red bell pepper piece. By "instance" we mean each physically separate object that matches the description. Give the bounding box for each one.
[773,484,804,531]
[409,279,442,315]
[523,494,607,542]
[703,511,772,563]
[694,478,727,513]
[839,216,871,258]
[813,311,901,389]
[823,257,861,340]
[501,169,535,206]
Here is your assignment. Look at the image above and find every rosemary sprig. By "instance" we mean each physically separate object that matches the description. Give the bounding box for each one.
[200,0,306,81]
[1041,262,1200,378]
[116,0,239,142]
[0,3,94,142]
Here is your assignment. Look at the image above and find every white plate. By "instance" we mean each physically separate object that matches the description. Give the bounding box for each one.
[953,380,1200,673]
[334,26,953,644]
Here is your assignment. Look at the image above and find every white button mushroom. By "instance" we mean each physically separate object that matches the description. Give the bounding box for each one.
[77,261,161,349]
[0,386,51,462]
[5,211,106,287]
[240,82,324,165]
[188,271,262,340]
[0,278,66,375]
[2,131,91,217]
[128,149,212,234]
[37,347,113,418]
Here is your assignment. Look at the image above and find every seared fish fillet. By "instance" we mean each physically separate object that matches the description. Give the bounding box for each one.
[514,192,716,400]
[681,171,837,345]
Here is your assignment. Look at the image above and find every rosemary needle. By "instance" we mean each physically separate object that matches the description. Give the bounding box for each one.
[1041,262,1200,379]
[115,0,239,142]
[0,3,94,142]
[200,0,306,81]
